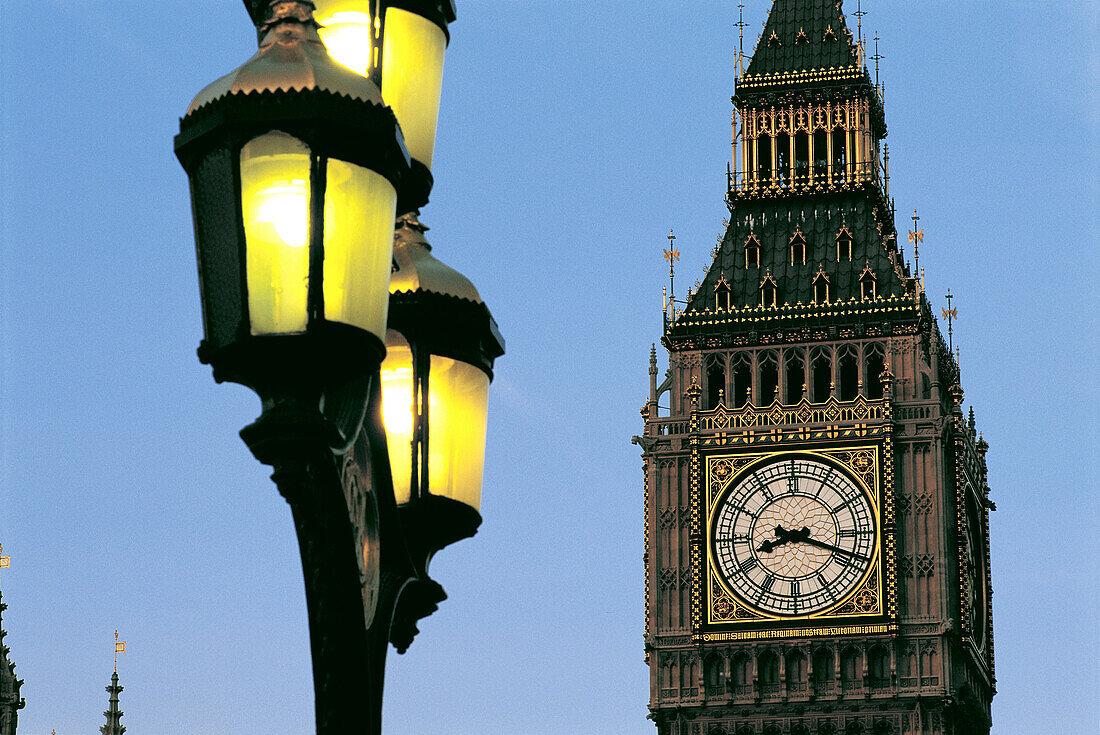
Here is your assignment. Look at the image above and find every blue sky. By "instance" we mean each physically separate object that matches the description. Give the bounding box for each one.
[0,1,1096,733]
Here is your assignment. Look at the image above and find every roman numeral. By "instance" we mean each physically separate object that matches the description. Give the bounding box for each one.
[739,557,758,573]
[832,498,852,514]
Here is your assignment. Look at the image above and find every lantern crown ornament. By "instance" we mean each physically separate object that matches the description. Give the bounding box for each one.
[389,214,482,304]
[187,5,383,114]
[176,0,413,403]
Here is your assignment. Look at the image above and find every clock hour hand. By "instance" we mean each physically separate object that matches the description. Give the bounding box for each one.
[757,525,800,554]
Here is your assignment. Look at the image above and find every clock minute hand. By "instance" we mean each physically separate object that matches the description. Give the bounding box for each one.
[800,536,870,561]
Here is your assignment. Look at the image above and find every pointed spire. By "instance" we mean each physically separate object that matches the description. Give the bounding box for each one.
[100,669,126,735]
[0,555,26,735]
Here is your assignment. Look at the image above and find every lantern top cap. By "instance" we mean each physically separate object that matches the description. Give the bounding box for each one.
[186,18,382,115]
[390,213,482,304]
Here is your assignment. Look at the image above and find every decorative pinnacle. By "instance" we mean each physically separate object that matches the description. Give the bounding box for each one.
[253,1,320,34]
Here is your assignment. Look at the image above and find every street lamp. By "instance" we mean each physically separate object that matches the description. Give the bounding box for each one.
[383,213,504,560]
[175,2,502,733]
[175,1,409,400]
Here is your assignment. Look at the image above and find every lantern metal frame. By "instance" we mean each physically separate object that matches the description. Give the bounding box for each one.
[388,287,504,554]
[176,87,411,397]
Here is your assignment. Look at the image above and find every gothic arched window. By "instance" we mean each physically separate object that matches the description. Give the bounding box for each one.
[860,269,877,300]
[838,345,859,401]
[840,647,863,689]
[786,650,807,693]
[715,277,732,311]
[814,130,829,179]
[811,348,832,403]
[813,269,830,304]
[784,350,806,405]
[733,353,752,408]
[760,274,778,307]
[706,356,726,409]
[704,654,725,693]
[837,229,854,261]
[745,235,761,268]
[790,231,807,265]
[731,653,751,691]
[758,352,779,406]
[868,645,890,688]
[759,651,779,685]
[776,132,791,185]
[865,344,886,399]
[812,649,834,684]
[795,132,810,179]
[832,128,848,182]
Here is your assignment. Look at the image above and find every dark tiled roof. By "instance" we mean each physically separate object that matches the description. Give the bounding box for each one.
[744,0,861,79]
[678,193,913,327]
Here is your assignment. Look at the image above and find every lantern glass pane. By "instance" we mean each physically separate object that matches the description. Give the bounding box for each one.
[428,355,490,511]
[322,159,397,340]
[381,331,415,505]
[241,132,311,335]
[382,7,446,169]
[314,0,376,77]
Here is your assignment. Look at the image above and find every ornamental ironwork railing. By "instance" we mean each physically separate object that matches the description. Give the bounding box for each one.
[894,403,936,421]
[699,394,886,432]
[728,161,882,200]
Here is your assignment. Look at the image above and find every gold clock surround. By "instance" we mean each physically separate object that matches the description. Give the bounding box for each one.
[696,443,898,642]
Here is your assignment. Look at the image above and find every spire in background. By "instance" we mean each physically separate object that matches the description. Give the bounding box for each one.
[101,633,127,735]
[0,548,25,735]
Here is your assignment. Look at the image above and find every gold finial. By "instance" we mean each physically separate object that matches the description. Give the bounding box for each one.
[114,629,127,673]
[942,289,958,354]
[909,209,924,276]
[0,544,10,584]
[664,230,680,320]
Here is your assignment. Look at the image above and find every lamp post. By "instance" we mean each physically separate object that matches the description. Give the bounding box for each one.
[175,2,502,733]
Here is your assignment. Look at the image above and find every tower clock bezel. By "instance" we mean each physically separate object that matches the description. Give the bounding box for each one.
[695,442,899,642]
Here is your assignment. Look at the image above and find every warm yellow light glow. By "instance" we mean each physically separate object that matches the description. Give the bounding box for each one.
[381,7,446,169]
[381,333,416,504]
[321,158,396,339]
[380,331,491,511]
[241,132,312,335]
[256,181,310,248]
[426,354,490,511]
[316,10,374,76]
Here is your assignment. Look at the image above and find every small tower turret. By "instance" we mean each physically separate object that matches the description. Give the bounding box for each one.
[100,670,126,735]
[101,631,127,735]
[0,548,25,735]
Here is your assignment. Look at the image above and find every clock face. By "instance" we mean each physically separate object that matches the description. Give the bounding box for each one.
[711,456,877,616]
[963,487,988,651]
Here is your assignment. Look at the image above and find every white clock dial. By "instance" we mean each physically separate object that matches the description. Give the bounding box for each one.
[712,456,877,616]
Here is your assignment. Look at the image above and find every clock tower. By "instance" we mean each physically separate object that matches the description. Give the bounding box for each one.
[637,2,995,734]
